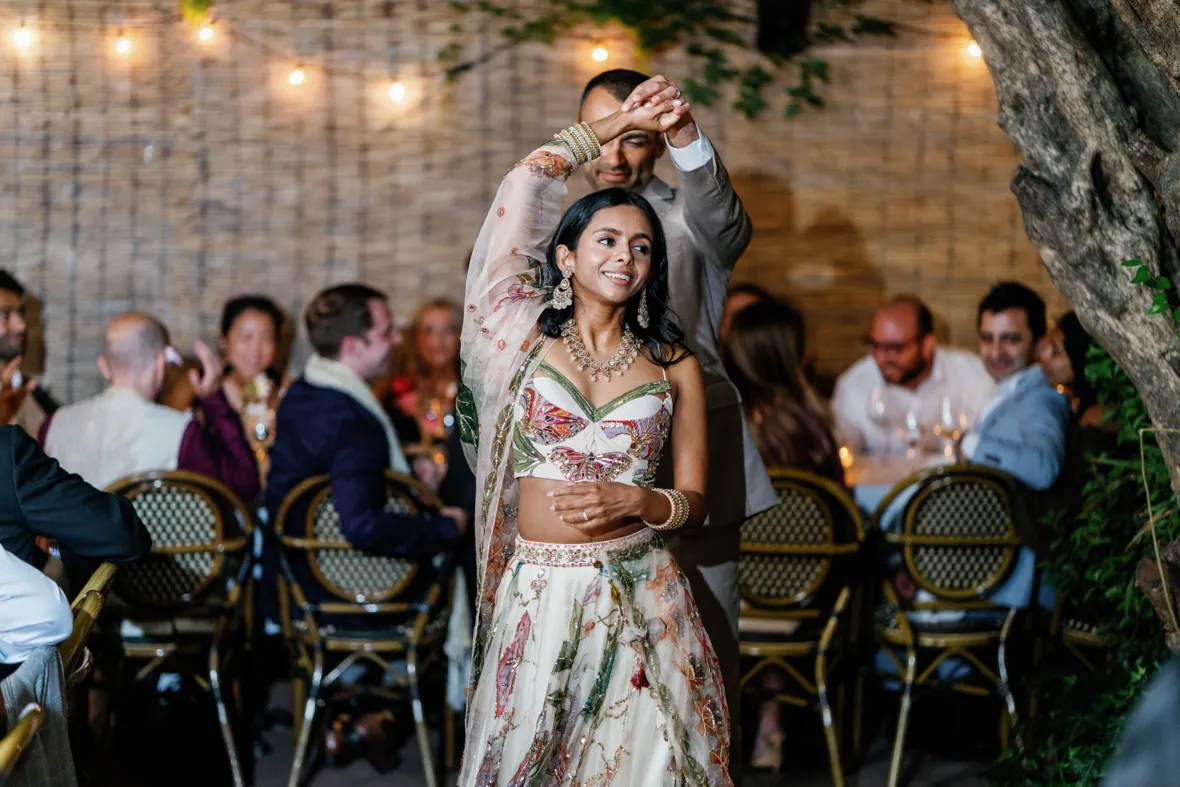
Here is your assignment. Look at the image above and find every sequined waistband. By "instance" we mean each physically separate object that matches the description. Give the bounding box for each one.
[513,528,656,567]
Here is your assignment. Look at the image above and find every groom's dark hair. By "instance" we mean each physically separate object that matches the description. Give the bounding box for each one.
[580,69,650,106]
[304,283,386,360]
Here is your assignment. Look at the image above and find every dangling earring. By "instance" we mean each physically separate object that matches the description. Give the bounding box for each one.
[637,289,650,329]
[549,266,573,310]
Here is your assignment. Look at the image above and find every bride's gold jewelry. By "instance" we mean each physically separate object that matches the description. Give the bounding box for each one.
[560,319,639,382]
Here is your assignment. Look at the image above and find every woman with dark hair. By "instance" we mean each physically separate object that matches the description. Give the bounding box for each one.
[1038,311,1102,426]
[724,299,842,482]
[722,299,841,772]
[458,98,731,784]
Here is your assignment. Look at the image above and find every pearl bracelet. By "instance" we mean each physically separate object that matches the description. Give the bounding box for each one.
[644,488,689,531]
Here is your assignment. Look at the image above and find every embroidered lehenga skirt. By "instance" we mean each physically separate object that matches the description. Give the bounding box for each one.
[460,528,732,787]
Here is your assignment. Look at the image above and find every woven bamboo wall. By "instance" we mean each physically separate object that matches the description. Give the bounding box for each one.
[0,0,1064,401]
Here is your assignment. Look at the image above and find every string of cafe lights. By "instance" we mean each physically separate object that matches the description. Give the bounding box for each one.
[2,8,985,99]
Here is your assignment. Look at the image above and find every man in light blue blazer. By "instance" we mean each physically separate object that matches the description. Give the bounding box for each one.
[959,282,1071,493]
[956,282,1071,610]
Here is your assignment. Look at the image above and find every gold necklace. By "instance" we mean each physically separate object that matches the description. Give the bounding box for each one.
[560,319,639,382]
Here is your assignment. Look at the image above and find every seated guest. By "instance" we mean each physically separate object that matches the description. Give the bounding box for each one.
[266,283,467,559]
[0,424,149,578]
[40,312,260,503]
[219,294,288,418]
[722,298,843,771]
[832,295,994,456]
[958,283,1071,492]
[721,282,785,344]
[0,543,73,680]
[0,271,59,439]
[723,299,842,482]
[383,298,460,444]
[379,298,460,490]
[1038,311,1103,427]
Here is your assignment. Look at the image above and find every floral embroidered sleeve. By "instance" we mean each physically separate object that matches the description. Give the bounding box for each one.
[459,142,578,589]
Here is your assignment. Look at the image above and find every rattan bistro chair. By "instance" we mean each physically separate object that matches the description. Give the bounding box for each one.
[104,470,255,787]
[874,466,1029,787]
[61,562,118,688]
[0,704,44,779]
[273,470,456,787]
[739,469,866,785]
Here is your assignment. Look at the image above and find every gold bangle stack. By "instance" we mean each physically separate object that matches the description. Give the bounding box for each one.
[644,488,690,531]
[552,122,602,165]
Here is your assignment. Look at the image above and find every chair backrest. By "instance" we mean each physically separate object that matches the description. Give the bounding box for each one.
[879,465,1025,601]
[105,471,252,609]
[273,470,446,612]
[739,469,865,613]
[60,562,117,686]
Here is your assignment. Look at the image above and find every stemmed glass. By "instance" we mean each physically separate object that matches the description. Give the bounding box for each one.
[901,408,922,459]
[931,395,966,459]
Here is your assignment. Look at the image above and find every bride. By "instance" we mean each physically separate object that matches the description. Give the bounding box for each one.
[457,90,731,785]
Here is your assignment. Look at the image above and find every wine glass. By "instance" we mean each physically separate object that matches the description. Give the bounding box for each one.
[900,407,922,459]
[931,396,963,457]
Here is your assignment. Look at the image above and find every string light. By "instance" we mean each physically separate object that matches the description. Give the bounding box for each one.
[388,81,406,102]
[198,25,214,43]
[12,24,34,52]
[288,66,305,86]
[591,46,608,62]
[115,31,131,56]
[966,41,981,58]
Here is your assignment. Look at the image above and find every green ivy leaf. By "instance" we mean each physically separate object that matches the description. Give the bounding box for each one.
[804,58,830,83]
[1155,276,1173,290]
[851,14,896,36]
[1131,266,1152,284]
[1122,258,1143,267]
[785,102,801,118]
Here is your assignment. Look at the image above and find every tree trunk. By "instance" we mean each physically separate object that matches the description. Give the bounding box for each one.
[948,0,1180,495]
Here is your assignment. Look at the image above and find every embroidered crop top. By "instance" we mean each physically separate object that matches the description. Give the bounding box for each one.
[512,361,673,488]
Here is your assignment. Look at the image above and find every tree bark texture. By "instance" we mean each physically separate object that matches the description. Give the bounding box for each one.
[950,0,1180,644]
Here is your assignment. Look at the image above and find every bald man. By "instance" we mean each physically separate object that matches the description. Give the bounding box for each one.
[40,312,259,501]
[832,296,995,456]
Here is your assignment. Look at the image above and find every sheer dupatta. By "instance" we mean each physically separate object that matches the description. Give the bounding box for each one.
[457,144,577,694]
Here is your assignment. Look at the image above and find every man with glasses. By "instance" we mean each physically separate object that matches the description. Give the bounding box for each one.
[0,271,60,439]
[832,295,994,456]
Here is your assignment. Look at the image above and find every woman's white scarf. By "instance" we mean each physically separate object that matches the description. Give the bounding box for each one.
[303,353,411,474]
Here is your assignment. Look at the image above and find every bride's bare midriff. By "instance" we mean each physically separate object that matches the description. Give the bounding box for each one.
[516,477,649,544]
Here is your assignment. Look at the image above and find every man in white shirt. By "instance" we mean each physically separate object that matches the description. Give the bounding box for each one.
[832,295,994,455]
[0,544,73,679]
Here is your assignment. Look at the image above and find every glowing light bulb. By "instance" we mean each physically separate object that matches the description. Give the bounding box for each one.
[12,26,33,51]
[115,35,131,56]
[967,41,982,58]
[289,67,305,86]
[388,82,406,102]
[198,26,214,43]
[591,46,608,62]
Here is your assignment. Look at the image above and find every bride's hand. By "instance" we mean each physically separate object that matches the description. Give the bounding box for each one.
[623,98,691,134]
[548,482,643,538]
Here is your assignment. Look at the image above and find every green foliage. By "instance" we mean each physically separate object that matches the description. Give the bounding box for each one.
[990,261,1180,785]
[179,0,212,24]
[442,2,895,119]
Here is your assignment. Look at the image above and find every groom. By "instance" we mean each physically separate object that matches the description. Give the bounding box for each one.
[578,70,777,746]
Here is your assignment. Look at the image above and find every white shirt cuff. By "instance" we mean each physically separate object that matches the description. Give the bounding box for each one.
[960,431,980,461]
[665,126,714,172]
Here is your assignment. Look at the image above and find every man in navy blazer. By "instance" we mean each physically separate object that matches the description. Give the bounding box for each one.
[266,284,467,563]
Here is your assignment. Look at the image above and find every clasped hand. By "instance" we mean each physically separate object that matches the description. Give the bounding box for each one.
[617,74,693,135]
[549,481,644,539]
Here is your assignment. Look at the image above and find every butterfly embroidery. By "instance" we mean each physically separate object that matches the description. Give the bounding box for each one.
[547,446,633,483]
[496,612,531,718]
[517,384,588,445]
[601,403,672,461]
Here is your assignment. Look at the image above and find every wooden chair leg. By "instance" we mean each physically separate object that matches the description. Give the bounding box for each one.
[887,649,917,787]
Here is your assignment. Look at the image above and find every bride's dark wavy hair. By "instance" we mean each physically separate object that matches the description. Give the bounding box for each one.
[537,188,688,367]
